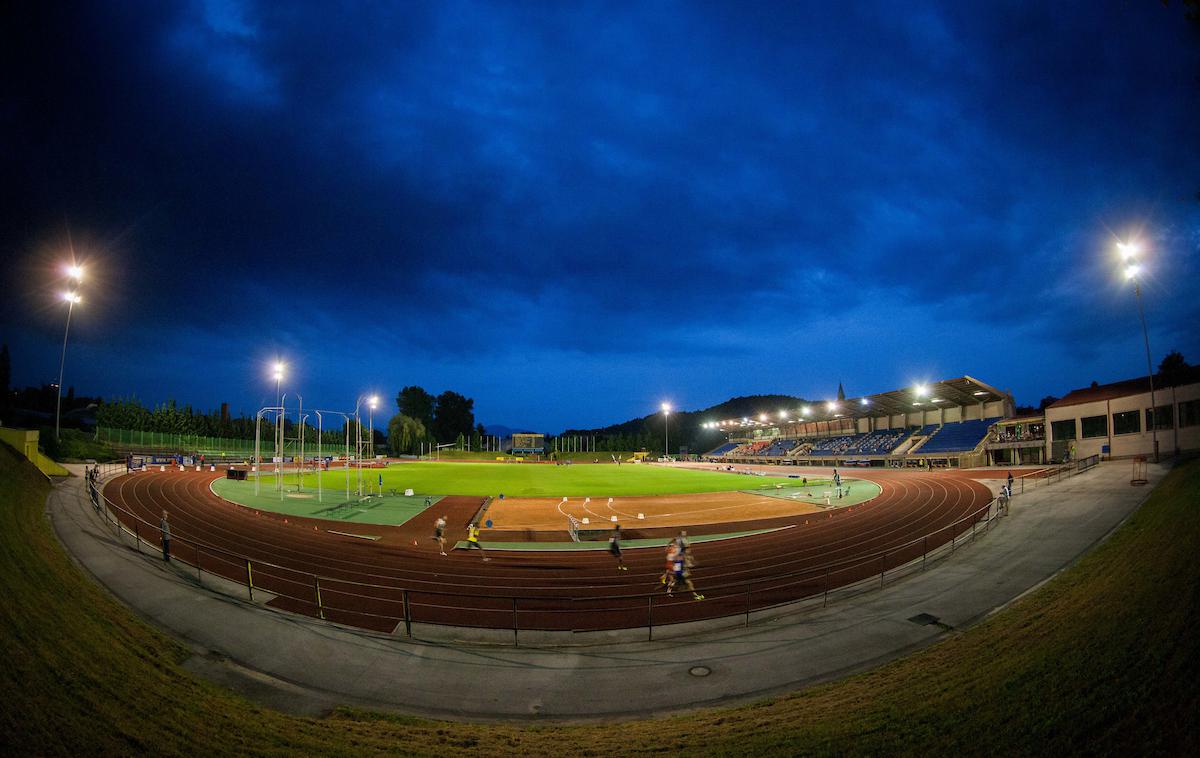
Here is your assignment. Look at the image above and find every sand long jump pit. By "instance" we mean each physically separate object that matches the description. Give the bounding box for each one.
[481,480,880,535]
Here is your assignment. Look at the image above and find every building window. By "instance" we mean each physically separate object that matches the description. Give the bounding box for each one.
[1112,410,1141,435]
[1146,405,1174,430]
[1180,399,1200,428]
[1080,415,1108,439]
[1050,419,1077,441]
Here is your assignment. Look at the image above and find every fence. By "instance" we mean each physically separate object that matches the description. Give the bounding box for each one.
[1008,454,1100,496]
[97,427,276,455]
[84,457,1099,645]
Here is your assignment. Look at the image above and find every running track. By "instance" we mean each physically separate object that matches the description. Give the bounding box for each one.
[103,469,994,634]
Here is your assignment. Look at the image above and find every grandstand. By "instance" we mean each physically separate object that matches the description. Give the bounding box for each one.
[916,417,1001,453]
[705,376,1012,468]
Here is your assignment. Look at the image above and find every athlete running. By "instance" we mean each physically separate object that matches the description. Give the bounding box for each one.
[433,515,447,555]
[466,522,489,561]
[609,524,627,570]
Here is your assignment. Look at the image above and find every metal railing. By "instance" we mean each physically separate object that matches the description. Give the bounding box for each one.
[84,459,1098,645]
[1007,454,1100,496]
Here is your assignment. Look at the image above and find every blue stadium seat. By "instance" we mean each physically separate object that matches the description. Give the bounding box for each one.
[919,418,1001,453]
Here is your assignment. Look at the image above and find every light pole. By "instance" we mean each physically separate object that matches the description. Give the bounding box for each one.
[270,362,285,490]
[1120,241,1158,463]
[661,402,671,458]
[354,394,379,496]
[54,264,83,442]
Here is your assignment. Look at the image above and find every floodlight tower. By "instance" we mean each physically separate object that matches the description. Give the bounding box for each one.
[354,394,379,495]
[272,357,285,482]
[54,263,83,442]
[661,402,671,458]
[1119,240,1158,463]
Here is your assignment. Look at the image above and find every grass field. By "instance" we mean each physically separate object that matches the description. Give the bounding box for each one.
[212,463,870,525]
[4,444,1196,755]
[248,461,809,498]
[210,478,441,526]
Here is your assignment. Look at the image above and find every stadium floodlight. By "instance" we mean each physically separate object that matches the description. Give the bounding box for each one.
[1117,238,1158,462]
[801,406,810,417]
[661,403,671,456]
[915,384,928,397]
[271,361,286,413]
[861,398,869,406]
[826,402,836,413]
[66,264,83,281]
[759,413,768,422]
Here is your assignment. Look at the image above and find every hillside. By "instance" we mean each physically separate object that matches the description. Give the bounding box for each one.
[561,393,812,452]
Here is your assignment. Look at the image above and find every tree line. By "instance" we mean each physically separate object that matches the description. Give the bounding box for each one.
[87,384,488,455]
[387,386,485,455]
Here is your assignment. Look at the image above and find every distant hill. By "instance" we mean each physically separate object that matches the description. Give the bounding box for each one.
[484,424,521,439]
[561,394,812,454]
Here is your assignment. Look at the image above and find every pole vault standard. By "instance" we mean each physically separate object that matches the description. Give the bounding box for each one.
[353,395,379,498]
[296,394,303,493]
[276,394,287,496]
[254,405,283,497]
[298,412,308,493]
[311,409,352,503]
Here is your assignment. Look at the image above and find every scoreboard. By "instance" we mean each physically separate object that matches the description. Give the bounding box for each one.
[512,433,545,453]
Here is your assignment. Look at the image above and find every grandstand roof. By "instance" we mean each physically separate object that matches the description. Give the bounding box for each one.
[713,376,1010,429]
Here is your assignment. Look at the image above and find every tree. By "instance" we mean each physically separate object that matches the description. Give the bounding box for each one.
[0,344,9,415]
[1158,350,1190,387]
[432,390,474,443]
[388,414,426,456]
[396,386,435,430]
[1038,395,1060,411]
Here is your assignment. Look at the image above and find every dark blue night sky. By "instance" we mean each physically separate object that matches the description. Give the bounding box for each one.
[2,1,1198,431]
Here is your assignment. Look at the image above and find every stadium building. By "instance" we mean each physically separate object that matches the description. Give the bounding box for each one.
[708,369,1200,468]
[705,376,1013,468]
[1043,367,1200,462]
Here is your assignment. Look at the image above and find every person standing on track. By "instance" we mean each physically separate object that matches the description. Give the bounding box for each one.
[1007,470,1014,493]
[466,522,489,561]
[159,510,171,562]
[433,515,448,555]
[609,524,627,570]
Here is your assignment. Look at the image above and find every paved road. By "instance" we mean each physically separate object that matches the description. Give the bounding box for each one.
[48,460,1161,719]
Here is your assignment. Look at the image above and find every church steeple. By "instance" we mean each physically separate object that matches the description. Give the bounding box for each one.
[837,381,845,401]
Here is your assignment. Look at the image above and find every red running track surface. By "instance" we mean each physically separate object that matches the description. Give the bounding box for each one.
[103,469,993,634]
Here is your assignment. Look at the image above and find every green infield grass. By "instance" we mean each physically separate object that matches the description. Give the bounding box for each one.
[239,461,812,498]
[212,465,876,524]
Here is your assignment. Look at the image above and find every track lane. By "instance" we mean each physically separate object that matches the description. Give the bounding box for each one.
[104,468,992,632]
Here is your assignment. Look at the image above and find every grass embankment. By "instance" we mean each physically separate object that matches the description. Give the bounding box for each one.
[1,444,1197,755]
[38,427,116,462]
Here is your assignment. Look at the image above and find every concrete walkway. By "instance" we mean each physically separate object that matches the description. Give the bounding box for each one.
[47,461,1163,720]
